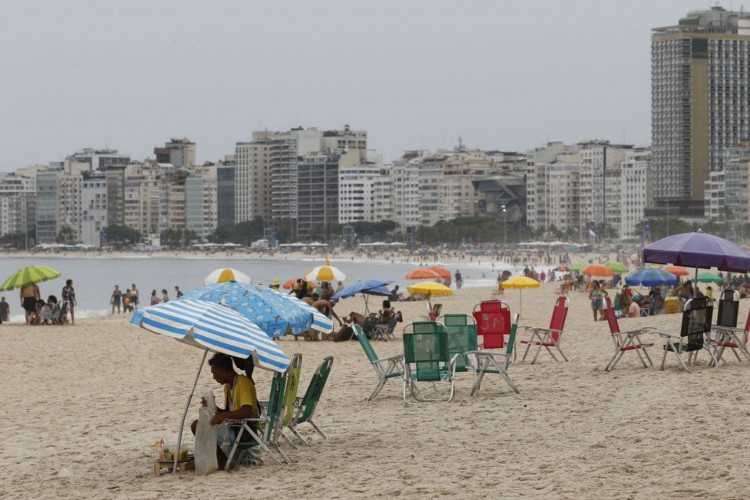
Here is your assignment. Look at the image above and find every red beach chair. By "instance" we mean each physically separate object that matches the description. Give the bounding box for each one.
[603,297,655,371]
[710,290,750,365]
[472,300,511,349]
[518,296,569,363]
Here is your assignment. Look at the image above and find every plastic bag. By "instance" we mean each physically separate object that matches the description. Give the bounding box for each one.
[194,389,218,475]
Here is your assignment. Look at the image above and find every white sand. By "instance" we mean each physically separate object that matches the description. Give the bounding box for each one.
[2,283,748,499]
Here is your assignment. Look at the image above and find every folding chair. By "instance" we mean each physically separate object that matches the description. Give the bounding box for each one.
[472,300,511,349]
[439,314,477,375]
[353,324,404,401]
[658,297,718,372]
[285,356,334,445]
[225,370,287,468]
[518,296,570,363]
[402,321,457,404]
[468,313,521,395]
[373,312,399,341]
[603,297,656,371]
[263,353,302,461]
[710,290,750,365]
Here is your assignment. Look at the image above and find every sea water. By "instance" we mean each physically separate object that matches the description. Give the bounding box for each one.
[0,255,526,322]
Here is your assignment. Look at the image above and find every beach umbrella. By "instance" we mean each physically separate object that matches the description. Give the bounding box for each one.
[500,276,540,314]
[405,268,443,280]
[643,230,750,275]
[604,261,629,273]
[0,265,62,291]
[582,264,614,278]
[203,268,251,285]
[695,271,724,284]
[662,265,689,277]
[568,262,588,271]
[331,279,393,315]
[180,281,334,338]
[406,281,453,297]
[625,268,678,287]
[131,299,290,472]
[425,266,451,280]
[305,257,346,282]
[282,278,317,290]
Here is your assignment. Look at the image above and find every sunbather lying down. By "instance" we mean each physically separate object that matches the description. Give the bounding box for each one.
[327,312,365,342]
[403,293,427,301]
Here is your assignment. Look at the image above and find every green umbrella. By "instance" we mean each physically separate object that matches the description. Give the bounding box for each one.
[0,265,62,291]
[569,262,588,271]
[695,271,723,284]
[604,261,629,273]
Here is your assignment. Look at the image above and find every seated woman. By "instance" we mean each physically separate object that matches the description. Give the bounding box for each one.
[377,300,393,325]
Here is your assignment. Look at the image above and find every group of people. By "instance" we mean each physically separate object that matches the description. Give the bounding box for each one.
[110,284,184,314]
[18,278,77,325]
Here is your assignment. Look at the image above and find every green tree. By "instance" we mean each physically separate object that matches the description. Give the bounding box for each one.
[56,225,78,245]
[0,231,28,249]
[104,224,142,249]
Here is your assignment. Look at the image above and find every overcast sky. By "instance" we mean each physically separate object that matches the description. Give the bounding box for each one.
[0,1,715,171]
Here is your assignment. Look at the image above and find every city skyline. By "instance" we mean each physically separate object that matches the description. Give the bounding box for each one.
[0,1,708,171]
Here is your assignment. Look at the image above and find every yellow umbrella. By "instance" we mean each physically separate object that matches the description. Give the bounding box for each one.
[203,268,252,285]
[406,281,453,297]
[305,256,347,282]
[500,276,540,314]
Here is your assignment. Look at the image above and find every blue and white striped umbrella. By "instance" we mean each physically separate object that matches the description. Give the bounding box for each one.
[180,282,334,338]
[131,299,290,372]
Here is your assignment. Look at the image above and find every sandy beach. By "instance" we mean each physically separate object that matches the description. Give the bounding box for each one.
[2,281,747,499]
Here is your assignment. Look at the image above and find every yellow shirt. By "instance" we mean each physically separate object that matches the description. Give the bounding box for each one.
[223,374,259,418]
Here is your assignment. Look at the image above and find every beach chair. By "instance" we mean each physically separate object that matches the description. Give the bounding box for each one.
[428,303,443,321]
[51,299,69,325]
[518,296,569,363]
[603,297,656,371]
[657,297,718,372]
[362,314,378,339]
[710,290,750,365]
[373,311,399,341]
[472,300,512,349]
[353,324,404,401]
[439,314,477,375]
[613,292,622,313]
[402,321,457,403]
[468,313,521,395]
[265,353,302,461]
[285,356,334,445]
[225,370,287,468]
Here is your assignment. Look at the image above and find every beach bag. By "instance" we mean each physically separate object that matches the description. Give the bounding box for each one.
[194,389,218,475]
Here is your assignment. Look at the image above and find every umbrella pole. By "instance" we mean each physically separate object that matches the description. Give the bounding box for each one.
[364,294,369,316]
[174,350,207,473]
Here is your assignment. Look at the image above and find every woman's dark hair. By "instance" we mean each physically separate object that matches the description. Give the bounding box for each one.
[382,300,391,309]
[232,356,255,383]
[66,279,72,286]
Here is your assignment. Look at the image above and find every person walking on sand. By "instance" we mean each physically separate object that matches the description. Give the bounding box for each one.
[20,282,41,325]
[61,279,77,324]
[589,280,608,321]
[0,296,9,323]
[130,283,139,310]
[455,270,463,290]
[110,285,122,314]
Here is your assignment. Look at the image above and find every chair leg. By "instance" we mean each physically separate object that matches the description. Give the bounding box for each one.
[673,351,692,373]
[554,344,568,362]
[282,433,298,449]
[605,350,622,371]
[308,419,327,439]
[642,347,654,367]
[369,378,387,401]
[521,341,533,362]
[661,347,668,370]
[289,425,310,446]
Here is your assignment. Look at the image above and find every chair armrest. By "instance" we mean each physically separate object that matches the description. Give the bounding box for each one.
[655,331,681,341]
[616,327,658,337]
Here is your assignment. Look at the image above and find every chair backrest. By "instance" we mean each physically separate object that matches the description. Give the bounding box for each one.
[717,289,740,328]
[613,292,622,311]
[680,297,713,348]
[548,296,569,342]
[353,323,379,362]
[440,314,478,371]
[472,300,511,348]
[264,370,288,443]
[604,297,621,335]
[52,300,69,323]
[432,304,443,318]
[280,354,302,428]
[295,356,334,425]
[402,321,450,381]
[504,313,520,370]
[363,314,378,336]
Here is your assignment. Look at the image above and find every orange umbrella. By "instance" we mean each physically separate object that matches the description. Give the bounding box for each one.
[405,268,443,280]
[425,266,451,280]
[662,265,689,277]
[582,264,614,278]
[283,278,317,290]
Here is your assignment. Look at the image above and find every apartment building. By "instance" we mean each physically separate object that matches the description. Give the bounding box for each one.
[154,138,196,168]
[0,171,36,240]
[186,166,217,239]
[81,173,108,246]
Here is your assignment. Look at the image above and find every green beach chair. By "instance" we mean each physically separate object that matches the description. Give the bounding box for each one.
[225,370,287,468]
[266,353,302,461]
[286,356,334,446]
[439,314,478,374]
[468,313,521,396]
[402,321,457,403]
[353,323,404,401]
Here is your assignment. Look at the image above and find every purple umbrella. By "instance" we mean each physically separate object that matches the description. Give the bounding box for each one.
[642,231,750,273]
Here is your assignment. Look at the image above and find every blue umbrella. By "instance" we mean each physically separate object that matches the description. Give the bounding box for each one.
[625,268,679,287]
[180,281,333,338]
[332,279,393,314]
[130,299,290,472]
[643,230,750,273]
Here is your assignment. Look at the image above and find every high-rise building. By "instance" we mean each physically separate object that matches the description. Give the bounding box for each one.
[652,7,750,212]
[154,138,196,168]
